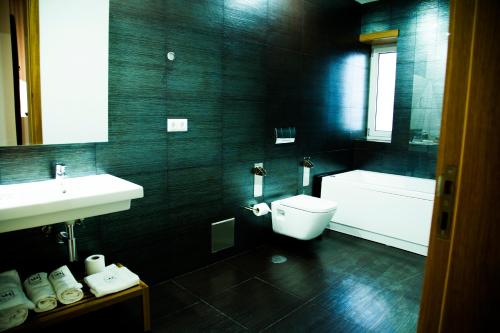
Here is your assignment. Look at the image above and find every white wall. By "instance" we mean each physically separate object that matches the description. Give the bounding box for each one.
[0,0,17,146]
[39,0,108,144]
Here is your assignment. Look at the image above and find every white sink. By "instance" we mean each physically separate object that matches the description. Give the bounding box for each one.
[0,174,144,233]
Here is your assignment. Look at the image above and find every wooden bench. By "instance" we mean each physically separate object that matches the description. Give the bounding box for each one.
[9,266,150,332]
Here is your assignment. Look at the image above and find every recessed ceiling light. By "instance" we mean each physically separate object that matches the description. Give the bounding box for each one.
[355,0,379,4]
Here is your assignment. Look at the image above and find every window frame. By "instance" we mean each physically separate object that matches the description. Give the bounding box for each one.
[367,43,397,142]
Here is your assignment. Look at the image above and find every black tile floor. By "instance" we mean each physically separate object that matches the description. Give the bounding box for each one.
[152,230,425,332]
[44,230,425,332]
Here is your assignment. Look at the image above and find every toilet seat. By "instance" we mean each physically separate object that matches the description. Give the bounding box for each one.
[279,194,337,213]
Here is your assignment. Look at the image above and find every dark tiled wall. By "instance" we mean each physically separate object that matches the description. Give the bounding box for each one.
[0,0,364,283]
[352,0,449,179]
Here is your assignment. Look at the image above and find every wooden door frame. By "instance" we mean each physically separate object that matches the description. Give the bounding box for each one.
[25,0,42,144]
[418,0,500,330]
[417,0,474,330]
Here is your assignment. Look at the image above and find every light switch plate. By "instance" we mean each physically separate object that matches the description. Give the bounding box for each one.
[167,118,188,132]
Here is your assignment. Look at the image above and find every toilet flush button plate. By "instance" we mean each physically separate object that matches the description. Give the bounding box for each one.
[167,118,188,132]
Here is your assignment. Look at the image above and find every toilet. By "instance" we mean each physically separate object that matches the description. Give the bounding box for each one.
[271,194,337,240]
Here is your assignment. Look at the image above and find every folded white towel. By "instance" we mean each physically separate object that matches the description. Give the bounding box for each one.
[48,265,83,305]
[0,270,35,332]
[23,272,57,313]
[84,264,139,298]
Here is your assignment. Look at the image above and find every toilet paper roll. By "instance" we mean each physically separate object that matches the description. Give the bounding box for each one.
[253,203,271,216]
[85,254,105,276]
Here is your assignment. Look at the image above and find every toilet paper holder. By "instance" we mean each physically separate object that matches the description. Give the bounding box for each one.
[242,203,271,216]
[242,205,256,212]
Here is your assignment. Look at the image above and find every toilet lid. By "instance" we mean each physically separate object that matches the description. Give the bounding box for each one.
[279,195,337,213]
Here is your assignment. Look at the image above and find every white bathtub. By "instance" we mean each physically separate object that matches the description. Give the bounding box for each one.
[321,170,435,256]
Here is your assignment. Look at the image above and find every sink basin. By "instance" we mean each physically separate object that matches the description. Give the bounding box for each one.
[0,174,144,233]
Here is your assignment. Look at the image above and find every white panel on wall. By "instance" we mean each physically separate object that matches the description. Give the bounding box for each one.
[39,0,109,144]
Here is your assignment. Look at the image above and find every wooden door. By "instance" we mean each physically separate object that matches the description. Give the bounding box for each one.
[418,0,500,331]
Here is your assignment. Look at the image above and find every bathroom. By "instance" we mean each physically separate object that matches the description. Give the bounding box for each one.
[1,0,499,331]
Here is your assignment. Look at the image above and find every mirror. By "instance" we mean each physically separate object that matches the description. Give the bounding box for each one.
[0,0,109,146]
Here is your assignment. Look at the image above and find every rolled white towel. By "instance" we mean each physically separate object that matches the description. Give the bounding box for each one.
[84,264,139,298]
[48,265,83,305]
[0,270,35,332]
[23,272,57,313]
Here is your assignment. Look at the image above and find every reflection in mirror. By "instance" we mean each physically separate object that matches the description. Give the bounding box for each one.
[0,0,20,146]
[409,8,449,146]
[0,0,109,147]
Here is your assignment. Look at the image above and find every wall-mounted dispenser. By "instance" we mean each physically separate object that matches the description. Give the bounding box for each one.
[252,163,267,197]
[301,157,314,187]
[275,127,296,144]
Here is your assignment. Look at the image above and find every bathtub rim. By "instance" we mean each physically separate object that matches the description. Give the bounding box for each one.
[322,169,436,201]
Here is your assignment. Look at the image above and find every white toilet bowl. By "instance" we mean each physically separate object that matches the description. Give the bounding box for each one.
[271,194,337,240]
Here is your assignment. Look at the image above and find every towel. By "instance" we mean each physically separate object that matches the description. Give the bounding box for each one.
[48,265,83,305]
[23,272,57,313]
[84,264,139,298]
[0,270,35,332]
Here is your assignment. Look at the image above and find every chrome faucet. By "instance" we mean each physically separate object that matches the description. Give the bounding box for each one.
[302,157,314,168]
[54,163,67,179]
[252,165,267,176]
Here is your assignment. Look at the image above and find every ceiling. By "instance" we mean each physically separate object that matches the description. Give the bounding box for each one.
[354,0,379,4]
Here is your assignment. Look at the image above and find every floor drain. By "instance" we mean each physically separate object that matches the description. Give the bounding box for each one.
[271,255,287,264]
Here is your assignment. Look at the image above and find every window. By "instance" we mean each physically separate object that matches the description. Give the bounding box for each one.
[367,44,397,142]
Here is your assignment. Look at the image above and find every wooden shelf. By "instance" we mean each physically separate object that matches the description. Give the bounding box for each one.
[9,266,150,332]
[359,29,399,44]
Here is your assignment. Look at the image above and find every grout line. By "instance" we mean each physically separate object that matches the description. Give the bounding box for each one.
[173,245,263,281]
[150,280,205,320]
[200,298,249,330]
[254,276,307,301]
[251,275,322,329]
[196,277,255,303]
[152,300,202,323]
[259,299,313,333]
[254,304,307,327]
[220,0,225,177]
[173,275,255,305]
[150,278,174,289]
[171,279,202,299]
[173,258,232,280]
[216,246,261,265]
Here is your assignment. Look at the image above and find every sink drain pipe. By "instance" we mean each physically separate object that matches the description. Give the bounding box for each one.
[65,220,78,262]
